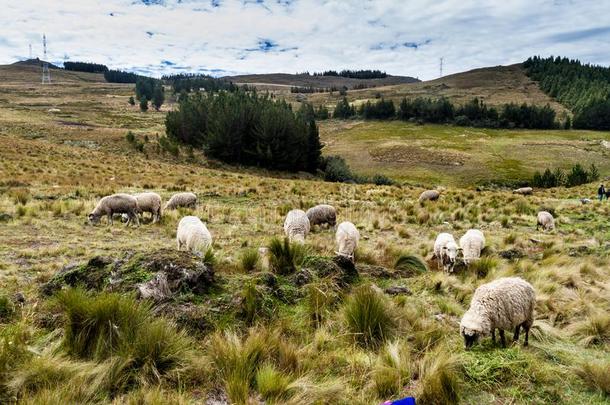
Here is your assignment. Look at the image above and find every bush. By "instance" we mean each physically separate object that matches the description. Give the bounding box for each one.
[371,174,395,186]
[322,155,354,183]
[139,96,148,112]
[239,248,259,272]
[344,285,396,348]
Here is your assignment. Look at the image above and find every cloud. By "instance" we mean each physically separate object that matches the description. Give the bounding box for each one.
[0,0,609,80]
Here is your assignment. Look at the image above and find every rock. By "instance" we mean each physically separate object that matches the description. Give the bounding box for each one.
[499,249,525,260]
[568,245,593,257]
[40,256,113,296]
[305,256,359,286]
[12,292,26,305]
[384,286,412,296]
[357,264,396,279]
[0,213,13,222]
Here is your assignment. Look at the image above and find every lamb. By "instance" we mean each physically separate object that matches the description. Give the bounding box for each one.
[418,190,440,203]
[434,233,459,273]
[335,221,360,261]
[460,277,535,348]
[306,204,337,228]
[536,211,555,231]
[164,192,197,211]
[176,216,212,255]
[88,193,139,226]
[513,187,533,195]
[459,229,486,265]
[283,209,310,244]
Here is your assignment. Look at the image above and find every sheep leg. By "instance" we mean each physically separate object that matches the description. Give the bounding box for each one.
[108,213,113,226]
[132,212,140,227]
[523,324,530,347]
[499,330,506,348]
[491,329,496,343]
[513,324,521,343]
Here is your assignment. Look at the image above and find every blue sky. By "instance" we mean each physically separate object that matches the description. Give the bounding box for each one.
[1,0,610,80]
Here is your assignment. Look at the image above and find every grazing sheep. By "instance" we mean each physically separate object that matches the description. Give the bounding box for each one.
[460,277,535,348]
[513,187,533,195]
[459,229,486,265]
[536,211,555,231]
[306,204,337,228]
[88,193,139,226]
[133,192,162,223]
[434,233,459,273]
[335,221,360,261]
[283,209,310,244]
[418,190,440,203]
[580,198,592,205]
[164,192,197,211]
[176,216,212,255]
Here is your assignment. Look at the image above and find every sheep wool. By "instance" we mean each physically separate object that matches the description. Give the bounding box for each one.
[418,190,440,203]
[88,193,139,226]
[176,216,212,255]
[133,192,162,223]
[460,277,535,348]
[335,221,359,260]
[513,187,533,195]
[306,204,337,227]
[284,209,310,243]
[164,192,197,211]
[459,229,485,265]
[433,232,458,272]
[537,211,555,231]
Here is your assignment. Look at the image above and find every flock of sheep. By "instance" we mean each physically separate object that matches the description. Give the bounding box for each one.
[87,187,552,349]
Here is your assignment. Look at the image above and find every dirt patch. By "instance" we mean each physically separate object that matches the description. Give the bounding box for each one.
[369,142,468,166]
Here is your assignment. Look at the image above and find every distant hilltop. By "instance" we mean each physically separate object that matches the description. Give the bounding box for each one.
[12,58,60,69]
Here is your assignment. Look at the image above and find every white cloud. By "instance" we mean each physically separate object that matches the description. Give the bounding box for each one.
[0,0,609,79]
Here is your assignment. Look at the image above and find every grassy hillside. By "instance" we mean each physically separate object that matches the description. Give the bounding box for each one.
[319,120,610,187]
[0,64,609,404]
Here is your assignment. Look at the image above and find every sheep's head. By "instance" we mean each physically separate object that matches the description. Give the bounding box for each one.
[87,213,101,224]
[460,312,484,349]
[442,242,458,264]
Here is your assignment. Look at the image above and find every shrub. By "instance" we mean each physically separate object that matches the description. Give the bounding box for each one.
[468,257,498,278]
[11,189,30,205]
[344,285,396,348]
[371,174,395,186]
[394,254,427,276]
[139,96,148,112]
[268,237,308,275]
[239,248,259,272]
[322,155,354,183]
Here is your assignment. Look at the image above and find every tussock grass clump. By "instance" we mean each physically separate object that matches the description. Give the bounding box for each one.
[468,257,498,278]
[569,311,610,346]
[0,321,32,389]
[238,248,259,272]
[11,188,30,205]
[0,294,16,322]
[372,341,411,399]
[344,285,396,348]
[416,348,461,405]
[256,363,292,402]
[575,359,610,396]
[56,289,191,390]
[268,237,308,275]
[307,281,339,327]
[394,253,427,276]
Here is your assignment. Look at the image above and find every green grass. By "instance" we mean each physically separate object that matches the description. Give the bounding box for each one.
[344,285,396,348]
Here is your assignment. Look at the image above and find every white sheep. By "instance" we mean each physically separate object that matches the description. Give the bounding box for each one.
[513,187,533,195]
[88,193,139,226]
[434,232,459,273]
[283,209,310,244]
[459,229,486,265]
[536,211,555,231]
[164,192,197,211]
[418,190,440,203]
[176,216,212,255]
[306,204,337,228]
[335,221,360,261]
[460,277,535,348]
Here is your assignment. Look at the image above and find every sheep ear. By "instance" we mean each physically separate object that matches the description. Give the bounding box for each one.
[442,247,447,250]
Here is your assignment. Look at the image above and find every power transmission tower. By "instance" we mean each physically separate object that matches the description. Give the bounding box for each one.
[29,44,32,59]
[439,57,444,78]
[41,34,51,84]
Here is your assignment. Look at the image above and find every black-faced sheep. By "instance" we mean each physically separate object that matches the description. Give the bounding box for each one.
[434,232,458,272]
[460,277,535,348]
[306,204,337,228]
[283,209,310,244]
[335,221,359,261]
[176,216,212,255]
[164,192,197,211]
[536,211,555,231]
[419,190,440,203]
[88,193,139,226]
[459,229,485,265]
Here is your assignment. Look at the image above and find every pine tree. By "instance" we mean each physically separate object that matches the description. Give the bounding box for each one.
[152,85,165,111]
[306,120,322,172]
[139,96,148,112]
[128,96,135,106]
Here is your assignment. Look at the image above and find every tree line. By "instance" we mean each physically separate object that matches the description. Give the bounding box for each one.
[311,69,388,79]
[524,56,610,130]
[104,69,147,83]
[331,97,558,129]
[161,73,237,94]
[165,90,321,172]
[531,164,599,188]
[63,61,108,73]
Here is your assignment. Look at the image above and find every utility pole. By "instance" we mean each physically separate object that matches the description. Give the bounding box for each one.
[439,57,444,78]
[29,44,32,60]
[42,34,51,84]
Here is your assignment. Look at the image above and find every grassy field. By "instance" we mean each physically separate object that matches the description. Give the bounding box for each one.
[319,120,610,187]
[0,64,609,404]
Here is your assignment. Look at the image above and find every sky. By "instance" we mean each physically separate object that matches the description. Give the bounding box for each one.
[1,0,610,80]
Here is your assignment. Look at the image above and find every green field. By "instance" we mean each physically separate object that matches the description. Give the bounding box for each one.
[320,120,610,187]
